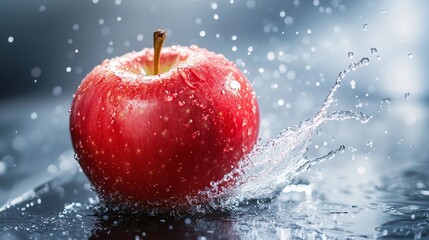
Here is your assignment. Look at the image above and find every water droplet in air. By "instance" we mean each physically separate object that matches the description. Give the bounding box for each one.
[7,36,14,43]
[39,5,46,12]
[53,86,62,96]
[350,80,356,89]
[404,92,410,100]
[363,24,368,31]
[0,162,6,175]
[360,58,370,65]
[30,112,38,120]
[136,34,144,41]
[72,24,79,31]
[382,10,386,14]
[370,48,377,55]
[382,98,391,104]
[31,67,42,78]
[408,52,413,58]
[284,16,294,26]
[347,52,354,59]
[348,146,358,152]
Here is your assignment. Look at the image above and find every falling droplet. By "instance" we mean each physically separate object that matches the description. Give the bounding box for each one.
[376,55,381,60]
[382,10,386,14]
[348,52,354,59]
[408,52,413,58]
[404,92,410,100]
[370,48,377,55]
[363,24,368,31]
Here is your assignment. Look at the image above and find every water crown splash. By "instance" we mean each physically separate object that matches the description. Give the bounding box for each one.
[200,57,372,209]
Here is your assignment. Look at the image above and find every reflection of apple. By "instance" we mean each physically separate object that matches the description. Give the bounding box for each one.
[70,30,259,211]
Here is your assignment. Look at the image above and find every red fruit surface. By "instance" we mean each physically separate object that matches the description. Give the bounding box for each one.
[70,45,259,210]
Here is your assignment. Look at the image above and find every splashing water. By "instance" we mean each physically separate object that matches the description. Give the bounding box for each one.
[198,57,371,211]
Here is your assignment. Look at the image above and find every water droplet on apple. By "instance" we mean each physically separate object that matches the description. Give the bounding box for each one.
[191,130,201,139]
[242,118,248,126]
[178,101,185,107]
[164,95,173,102]
[140,68,147,75]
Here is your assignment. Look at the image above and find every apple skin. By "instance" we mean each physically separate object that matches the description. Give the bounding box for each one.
[70,45,259,211]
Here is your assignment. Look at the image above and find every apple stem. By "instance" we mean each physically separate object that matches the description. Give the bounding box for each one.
[153,29,167,75]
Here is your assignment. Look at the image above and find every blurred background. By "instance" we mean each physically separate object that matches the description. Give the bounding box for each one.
[1,0,428,238]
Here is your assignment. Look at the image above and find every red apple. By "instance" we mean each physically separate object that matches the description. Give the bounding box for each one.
[70,30,259,211]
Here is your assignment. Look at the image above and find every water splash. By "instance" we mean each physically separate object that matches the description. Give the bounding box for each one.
[199,57,371,210]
